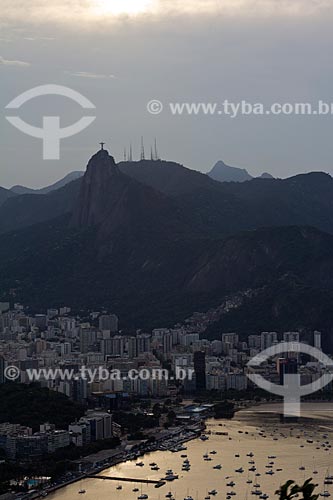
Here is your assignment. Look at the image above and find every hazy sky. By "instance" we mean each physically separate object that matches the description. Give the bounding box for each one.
[1,0,333,188]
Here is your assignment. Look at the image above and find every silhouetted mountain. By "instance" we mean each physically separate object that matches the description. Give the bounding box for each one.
[71,151,189,253]
[1,151,333,340]
[0,186,16,208]
[10,171,84,195]
[119,159,219,196]
[1,158,333,240]
[119,162,333,237]
[208,160,253,182]
[0,179,80,234]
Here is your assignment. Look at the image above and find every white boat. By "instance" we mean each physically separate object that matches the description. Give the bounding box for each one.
[165,470,179,481]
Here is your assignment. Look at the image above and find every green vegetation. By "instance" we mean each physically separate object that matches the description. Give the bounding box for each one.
[0,383,84,431]
[113,410,160,434]
[276,479,319,500]
[214,401,235,419]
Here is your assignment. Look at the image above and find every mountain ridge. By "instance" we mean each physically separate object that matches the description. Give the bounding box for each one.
[10,171,84,195]
[1,150,333,342]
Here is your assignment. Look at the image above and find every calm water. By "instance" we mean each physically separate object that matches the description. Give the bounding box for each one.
[49,403,333,500]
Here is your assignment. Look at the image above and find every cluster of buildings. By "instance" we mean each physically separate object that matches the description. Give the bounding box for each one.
[0,301,332,460]
[0,410,120,461]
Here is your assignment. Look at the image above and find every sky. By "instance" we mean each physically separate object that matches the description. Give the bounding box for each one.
[1,0,333,188]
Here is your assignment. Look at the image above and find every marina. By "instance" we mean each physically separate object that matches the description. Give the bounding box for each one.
[45,402,333,500]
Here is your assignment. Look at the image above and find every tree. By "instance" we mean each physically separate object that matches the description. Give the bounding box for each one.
[167,410,176,425]
[152,403,162,419]
[276,479,319,500]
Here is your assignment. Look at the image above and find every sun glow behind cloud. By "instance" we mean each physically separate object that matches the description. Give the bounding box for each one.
[90,0,156,16]
[0,0,332,25]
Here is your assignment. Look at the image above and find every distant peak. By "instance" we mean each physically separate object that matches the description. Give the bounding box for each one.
[259,172,274,179]
[86,149,118,173]
[208,160,252,183]
[91,148,111,160]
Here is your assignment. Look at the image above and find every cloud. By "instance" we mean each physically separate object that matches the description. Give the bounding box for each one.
[1,0,332,25]
[65,70,116,79]
[160,0,333,15]
[0,55,30,67]
[23,36,55,41]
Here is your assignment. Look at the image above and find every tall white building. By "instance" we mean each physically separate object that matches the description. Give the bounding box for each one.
[314,330,322,350]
